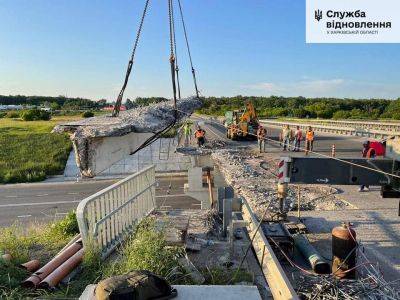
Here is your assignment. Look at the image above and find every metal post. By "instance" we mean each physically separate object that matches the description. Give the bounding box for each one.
[297,185,301,219]
[223,198,233,237]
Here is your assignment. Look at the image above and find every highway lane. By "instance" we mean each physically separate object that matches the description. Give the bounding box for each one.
[0,177,198,227]
[200,117,365,158]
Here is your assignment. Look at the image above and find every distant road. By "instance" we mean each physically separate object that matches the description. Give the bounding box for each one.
[199,117,364,158]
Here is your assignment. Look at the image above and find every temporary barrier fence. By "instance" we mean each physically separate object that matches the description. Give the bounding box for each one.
[76,165,156,258]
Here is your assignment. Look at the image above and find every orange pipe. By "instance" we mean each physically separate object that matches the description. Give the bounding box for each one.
[20,260,41,272]
[38,248,84,289]
[22,239,82,288]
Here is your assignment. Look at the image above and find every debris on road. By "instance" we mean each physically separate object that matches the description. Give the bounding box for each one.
[212,148,350,220]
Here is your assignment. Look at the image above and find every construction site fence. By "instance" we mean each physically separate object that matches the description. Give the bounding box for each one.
[76,165,156,258]
[260,120,400,139]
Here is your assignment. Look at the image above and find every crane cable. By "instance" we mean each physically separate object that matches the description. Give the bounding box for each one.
[168,0,178,119]
[112,0,151,117]
[130,0,181,155]
[177,0,200,98]
[170,0,181,99]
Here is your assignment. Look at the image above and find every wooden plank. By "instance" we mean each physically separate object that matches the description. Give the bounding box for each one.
[241,198,298,300]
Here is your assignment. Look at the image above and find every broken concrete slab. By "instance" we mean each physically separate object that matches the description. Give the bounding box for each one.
[53,97,202,177]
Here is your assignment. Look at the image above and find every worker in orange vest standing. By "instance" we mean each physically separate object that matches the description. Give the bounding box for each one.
[305,126,314,155]
[194,125,206,148]
[359,141,376,192]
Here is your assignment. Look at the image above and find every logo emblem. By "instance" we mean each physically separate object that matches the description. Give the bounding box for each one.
[315,10,323,21]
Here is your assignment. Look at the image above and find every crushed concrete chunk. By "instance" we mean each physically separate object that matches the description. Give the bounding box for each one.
[52,97,202,177]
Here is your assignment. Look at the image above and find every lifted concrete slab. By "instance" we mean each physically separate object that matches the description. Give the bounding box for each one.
[53,97,202,177]
[72,131,153,177]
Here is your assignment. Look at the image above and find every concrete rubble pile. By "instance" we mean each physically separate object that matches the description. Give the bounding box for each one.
[212,148,349,220]
[53,97,202,177]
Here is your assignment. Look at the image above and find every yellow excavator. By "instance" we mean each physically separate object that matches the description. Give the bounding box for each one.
[225,101,259,140]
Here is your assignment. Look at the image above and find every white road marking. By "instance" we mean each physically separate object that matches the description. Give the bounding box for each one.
[155,194,187,198]
[36,194,49,197]
[67,192,79,195]
[17,215,32,218]
[0,200,80,208]
[5,195,18,198]
[0,194,187,208]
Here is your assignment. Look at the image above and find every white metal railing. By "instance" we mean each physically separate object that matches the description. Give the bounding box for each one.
[76,165,156,257]
[276,119,400,132]
[260,120,400,139]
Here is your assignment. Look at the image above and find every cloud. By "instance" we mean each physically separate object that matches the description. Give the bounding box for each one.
[242,79,345,95]
[241,78,399,99]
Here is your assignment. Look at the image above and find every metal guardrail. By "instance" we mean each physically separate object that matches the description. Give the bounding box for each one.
[76,165,156,257]
[280,119,400,132]
[260,120,400,139]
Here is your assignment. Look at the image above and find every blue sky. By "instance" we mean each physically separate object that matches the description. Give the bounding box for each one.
[0,0,399,100]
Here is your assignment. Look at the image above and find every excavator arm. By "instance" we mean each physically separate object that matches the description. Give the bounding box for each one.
[239,101,258,123]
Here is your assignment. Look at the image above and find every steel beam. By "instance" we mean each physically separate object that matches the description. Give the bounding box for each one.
[283,157,397,186]
[241,197,298,300]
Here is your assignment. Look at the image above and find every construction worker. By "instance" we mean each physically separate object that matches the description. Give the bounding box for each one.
[194,126,206,148]
[183,122,192,146]
[281,125,292,151]
[257,125,267,153]
[293,125,302,152]
[359,141,376,192]
[305,126,314,155]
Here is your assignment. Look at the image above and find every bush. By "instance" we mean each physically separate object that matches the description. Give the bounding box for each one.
[0,112,6,118]
[21,109,51,121]
[6,111,20,118]
[82,111,94,118]
[51,211,79,236]
[333,110,351,119]
[104,218,184,280]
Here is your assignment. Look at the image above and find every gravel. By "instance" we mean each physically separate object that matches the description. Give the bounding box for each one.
[212,148,351,220]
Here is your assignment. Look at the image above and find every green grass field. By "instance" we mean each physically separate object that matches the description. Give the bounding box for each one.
[0,116,80,183]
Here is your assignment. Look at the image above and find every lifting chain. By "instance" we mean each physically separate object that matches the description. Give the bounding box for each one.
[112,0,151,117]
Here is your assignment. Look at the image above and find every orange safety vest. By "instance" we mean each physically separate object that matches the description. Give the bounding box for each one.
[306,130,314,141]
[195,130,205,138]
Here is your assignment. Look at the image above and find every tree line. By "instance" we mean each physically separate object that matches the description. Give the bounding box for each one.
[2,94,400,119]
[197,96,400,120]
[0,95,169,111]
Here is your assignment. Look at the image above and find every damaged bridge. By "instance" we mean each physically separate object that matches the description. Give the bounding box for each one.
[52,97,202,177]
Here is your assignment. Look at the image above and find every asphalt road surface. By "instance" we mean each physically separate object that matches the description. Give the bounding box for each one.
[0,177,198,227]
[198,117,364,157]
